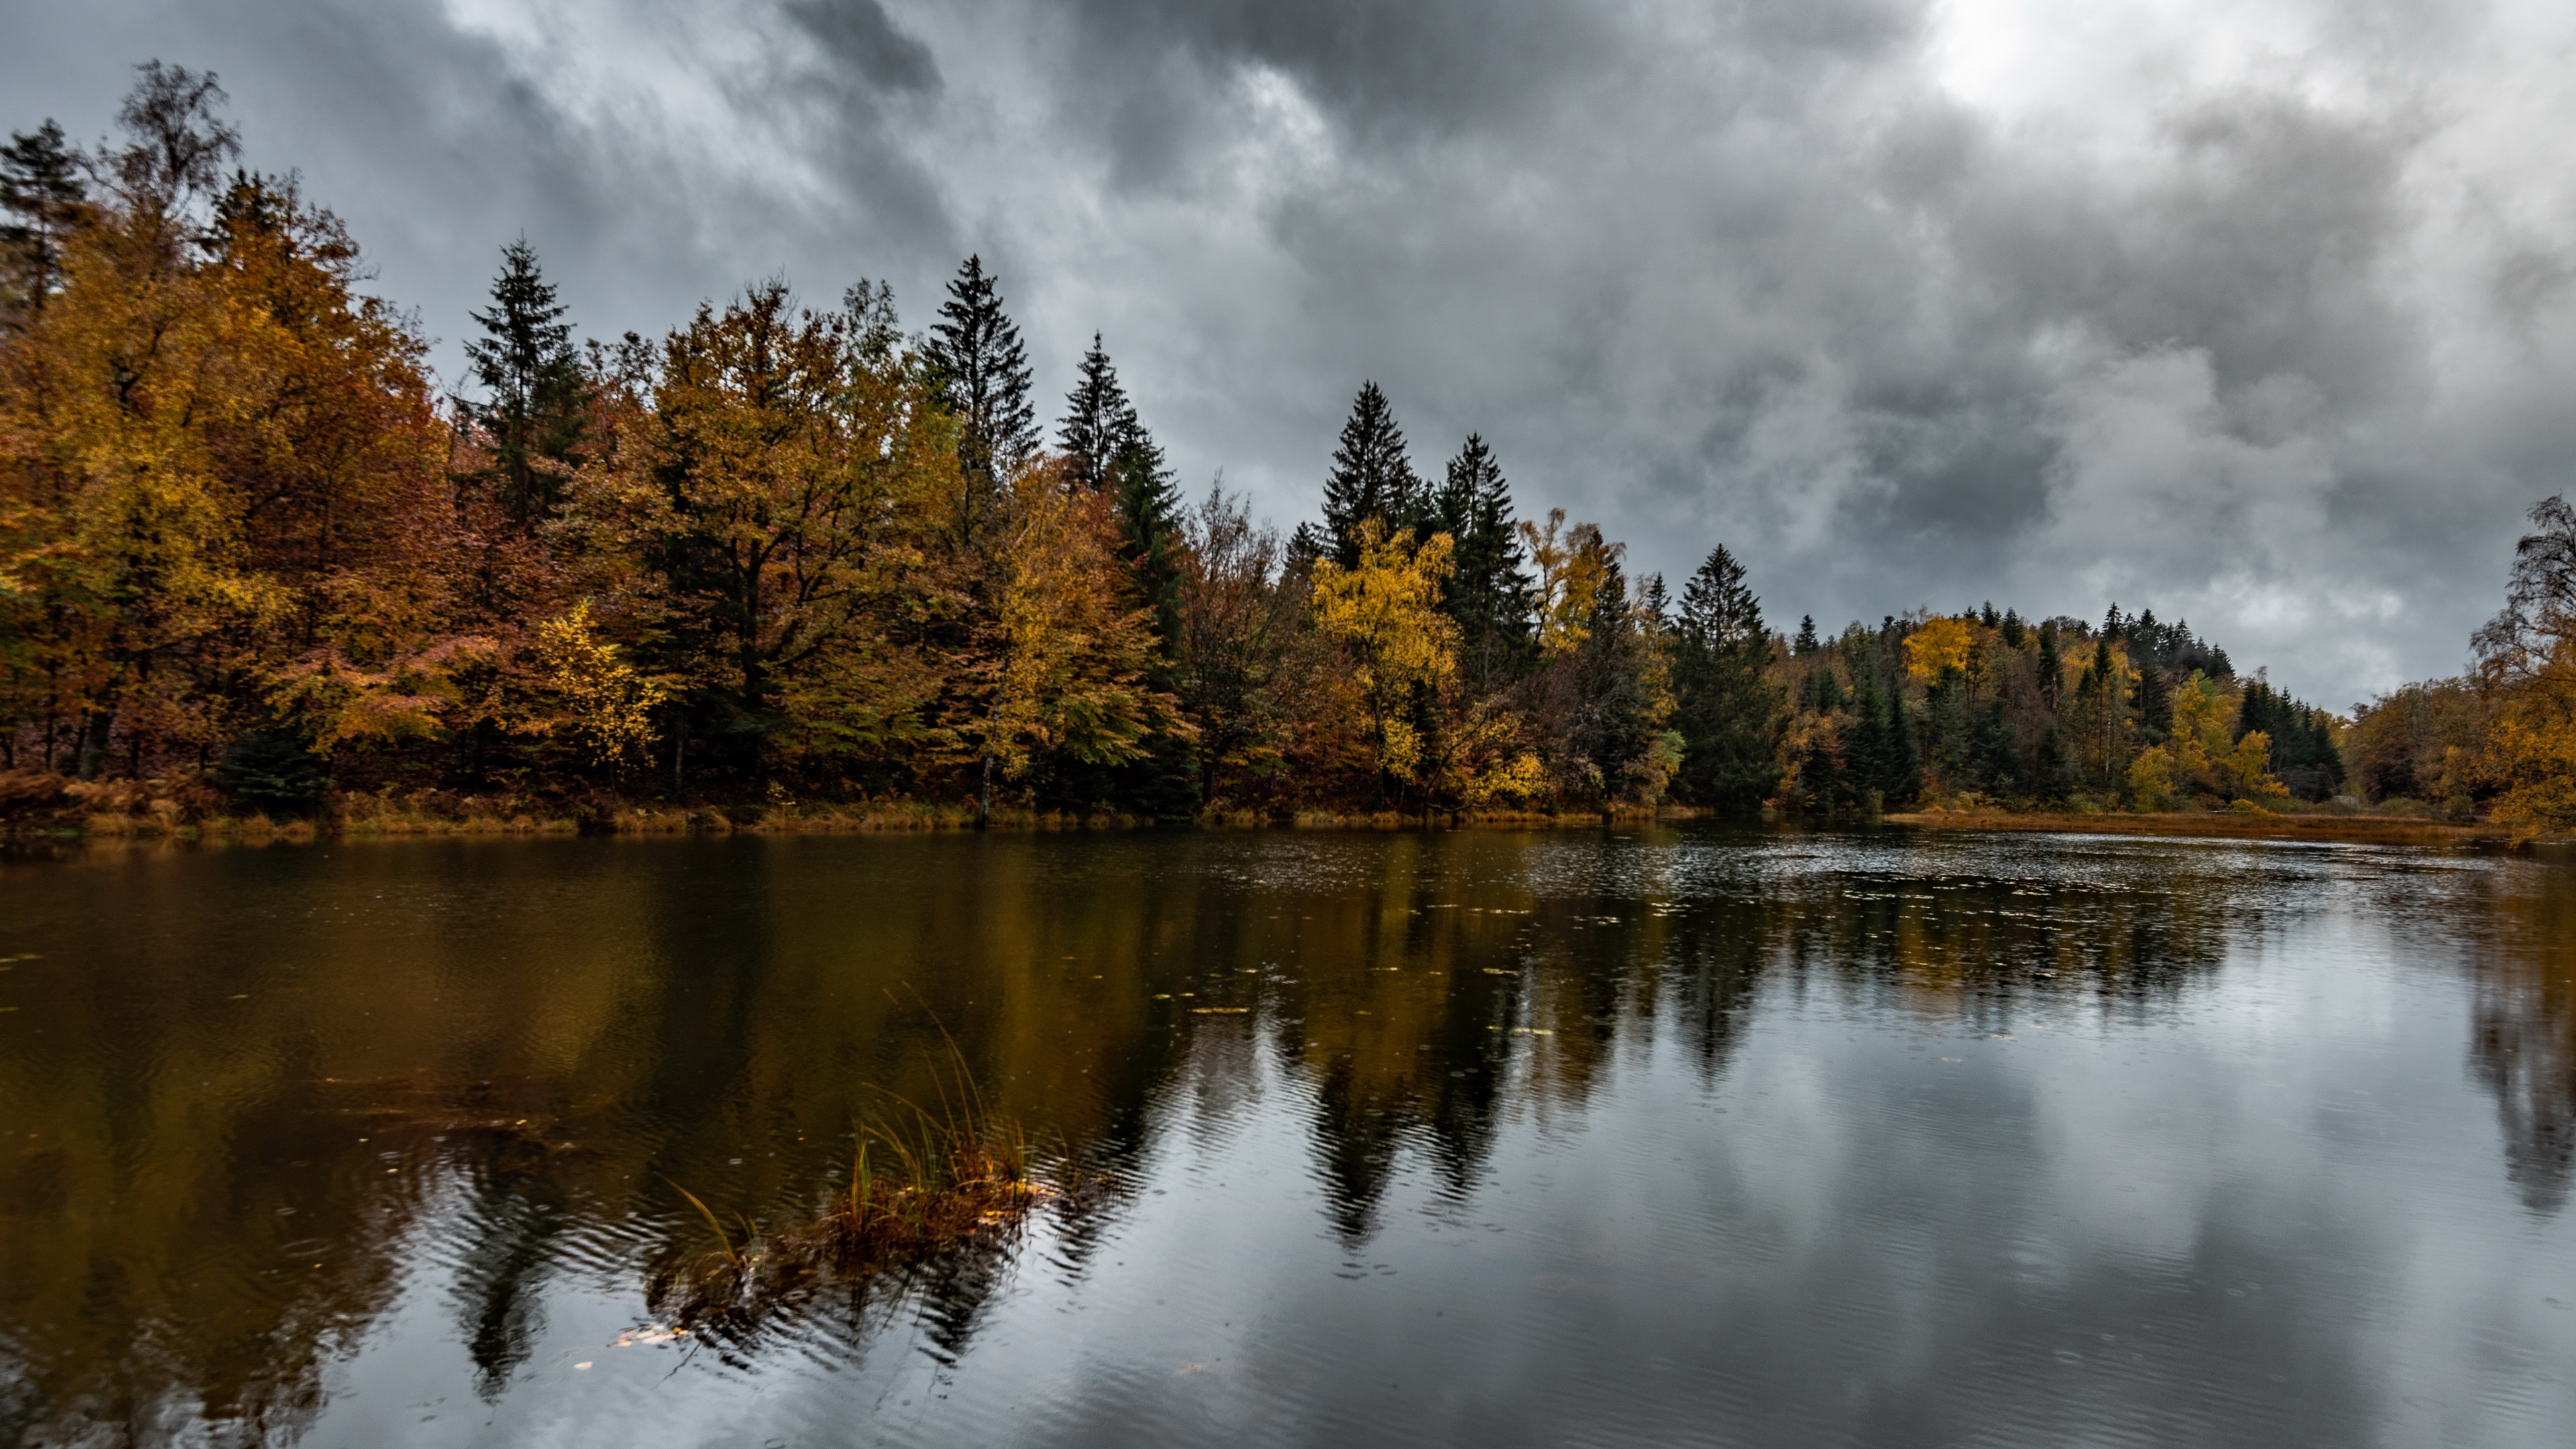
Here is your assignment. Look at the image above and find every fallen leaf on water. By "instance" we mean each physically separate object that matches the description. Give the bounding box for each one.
[574,1361,593,1371]
[612,1326,686,1347]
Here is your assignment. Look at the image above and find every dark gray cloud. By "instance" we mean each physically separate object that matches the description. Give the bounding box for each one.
[6,0,2571,702]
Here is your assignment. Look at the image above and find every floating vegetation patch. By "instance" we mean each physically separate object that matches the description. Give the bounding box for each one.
[647,1036,1104,1342]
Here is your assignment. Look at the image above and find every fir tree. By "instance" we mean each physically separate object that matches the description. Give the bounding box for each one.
[2037,623,2063,710]
[1319,381,1423,568]
[925,254,1036,527]
[1,119,85,324]
[1794,614,1819,655]
[461,237,585,525]
[1673,543,1786,810]
[1059,332,1140,493]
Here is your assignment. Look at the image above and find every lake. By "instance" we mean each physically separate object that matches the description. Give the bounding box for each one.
[2,824,2571,1447]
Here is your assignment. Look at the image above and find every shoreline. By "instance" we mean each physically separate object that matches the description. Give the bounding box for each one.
[1881,809,2514,846]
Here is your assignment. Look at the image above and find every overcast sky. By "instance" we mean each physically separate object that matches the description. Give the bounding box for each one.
[7,0,2573,704]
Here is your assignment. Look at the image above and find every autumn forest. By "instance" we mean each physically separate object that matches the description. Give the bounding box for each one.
[4,68,2573,839]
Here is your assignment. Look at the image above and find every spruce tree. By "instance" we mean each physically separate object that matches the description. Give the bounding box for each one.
[1431,433,1532,687]
[1880,680,1921,807]
[1319,381,1423,568]
[1673,543,1786,810]
[1059,332,1140,492]
[925,254,1036,518]
[462,237,584,525]
[1,119,85,325]
[1794,614,1819,655]
[2134,657,2173,740]
[1108,428,1200,818]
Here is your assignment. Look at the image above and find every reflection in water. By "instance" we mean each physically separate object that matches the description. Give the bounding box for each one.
[0,828,2571,1446]
[2469,865,2576,1212]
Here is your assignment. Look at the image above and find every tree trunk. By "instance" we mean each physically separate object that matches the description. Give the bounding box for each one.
[74,700,115,782]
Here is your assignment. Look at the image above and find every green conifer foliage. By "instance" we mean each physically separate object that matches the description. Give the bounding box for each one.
[1674,543,1786,810]
[1431,433,1533,688]
[2134,657,2174,739]
[925,254,1036,522]
[1,119,86,323]
[1319,381,1422,568]
[1058,331,1140,493]
[462,237,585,525]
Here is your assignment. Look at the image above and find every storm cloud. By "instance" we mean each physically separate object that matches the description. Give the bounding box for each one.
[8,0,2574,701]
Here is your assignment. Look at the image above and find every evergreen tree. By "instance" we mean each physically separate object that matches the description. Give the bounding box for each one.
[1319,381,1423,568]
[1999,608,2026,648]
[1880,678,1921,806]
[1794,614,1819,655]
[2037,623,2063,710]
[924,254,1036,529]
[2134,657,2173,740]
[1970,698,2019,792]
[1430,433,1532,688]
[1111,434,1183,641]
[1058,332,1139,493]
[1,119,85,324]
[1104,429,1200,818]
[1843,670,1888,805]
[461,237,585,525]
[1673,543,1785,810]
[1569,559,1661,804]
[1285,520,1328,573]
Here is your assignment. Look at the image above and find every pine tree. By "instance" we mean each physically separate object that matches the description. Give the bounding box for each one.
[1319,382,1423,568]
[1673,543,1785,810]
[1059,332,1139,493]
[1,119,86,324]
[925,254,1036,529]
[462,237,585,525]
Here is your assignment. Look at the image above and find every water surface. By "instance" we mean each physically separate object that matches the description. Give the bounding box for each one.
[2,824,2572,1446]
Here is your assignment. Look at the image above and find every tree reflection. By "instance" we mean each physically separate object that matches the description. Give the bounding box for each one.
[0,827,2489,1442]
[2468,862,2576,1212]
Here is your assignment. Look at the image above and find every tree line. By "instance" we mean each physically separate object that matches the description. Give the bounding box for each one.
[3,66,2570,834]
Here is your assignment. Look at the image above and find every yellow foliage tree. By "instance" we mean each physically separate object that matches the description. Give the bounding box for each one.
[533,602,667,767]
[1517,508,1613,655]
[961,460,1185,818]
[1310,520,1546,809]
[2475,495,2576,839]
[1904,615,1977,685]
[2123,670,2289,808]
[1311,521,1458,788]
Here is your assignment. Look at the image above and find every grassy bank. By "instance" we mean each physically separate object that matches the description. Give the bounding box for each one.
[1,769,1704,844]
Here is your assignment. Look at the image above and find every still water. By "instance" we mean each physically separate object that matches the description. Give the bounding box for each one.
[2,824,2572,1447]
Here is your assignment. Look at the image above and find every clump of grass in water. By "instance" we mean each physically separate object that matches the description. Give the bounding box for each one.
[649,1030,1061,1332]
